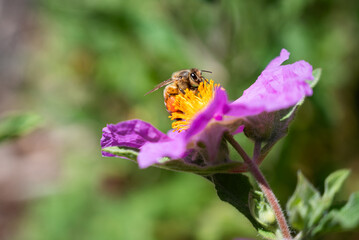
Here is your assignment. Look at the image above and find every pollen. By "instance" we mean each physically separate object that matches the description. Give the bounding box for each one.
[170,80,219,132]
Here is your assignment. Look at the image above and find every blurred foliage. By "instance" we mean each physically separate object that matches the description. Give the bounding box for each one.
[286,170,359,239]
[0,0,358,239]
[0,112,42,142]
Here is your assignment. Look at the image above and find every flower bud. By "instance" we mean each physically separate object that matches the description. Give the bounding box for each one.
[249,191,277,229]
[243,108,295,143]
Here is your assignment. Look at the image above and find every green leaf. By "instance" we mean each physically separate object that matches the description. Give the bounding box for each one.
[102,146,247,175]
[313,192,359,235]
[287,170,353,238]
[308,169,350,227]
[0,112,42,142]
[210,173,261,230]
[322,169,350,208]
[286,171,321,230]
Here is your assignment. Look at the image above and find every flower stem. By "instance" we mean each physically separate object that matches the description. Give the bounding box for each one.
[229,136,281,173]
[224,133,292,240]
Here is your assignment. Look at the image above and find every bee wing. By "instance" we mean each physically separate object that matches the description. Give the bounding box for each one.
[145,78,176,95]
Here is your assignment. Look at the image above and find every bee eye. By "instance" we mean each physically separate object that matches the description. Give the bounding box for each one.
[190,73,197,80]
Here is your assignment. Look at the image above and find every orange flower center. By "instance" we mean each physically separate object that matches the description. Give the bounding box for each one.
[170,80,219,132]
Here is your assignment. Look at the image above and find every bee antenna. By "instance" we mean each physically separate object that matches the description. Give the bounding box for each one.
[201,69,212,73]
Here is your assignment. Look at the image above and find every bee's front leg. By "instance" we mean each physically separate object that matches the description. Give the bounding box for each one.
[179,87,186,94]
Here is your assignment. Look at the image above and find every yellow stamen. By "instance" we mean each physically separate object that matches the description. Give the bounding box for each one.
[170,80,219,132]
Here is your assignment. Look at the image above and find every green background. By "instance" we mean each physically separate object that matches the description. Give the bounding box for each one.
[0,0,358,239]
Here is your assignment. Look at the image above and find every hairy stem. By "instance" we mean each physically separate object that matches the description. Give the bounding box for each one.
[229,137,278,173]
[225,133,292,240]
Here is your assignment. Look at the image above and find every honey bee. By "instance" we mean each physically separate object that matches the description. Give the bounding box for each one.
[145,68,211,114]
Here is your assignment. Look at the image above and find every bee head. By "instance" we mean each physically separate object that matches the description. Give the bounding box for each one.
[189,68,203,87]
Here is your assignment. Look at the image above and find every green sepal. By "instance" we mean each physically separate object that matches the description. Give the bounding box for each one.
[102,146,138,162]
[280,98,304,122]
[281,68,322,121]
[102,146,247,175]
[309,68,322,88]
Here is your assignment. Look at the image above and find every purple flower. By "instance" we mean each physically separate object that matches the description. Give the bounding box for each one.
[102,88,233,169]
[101,49,314,170]
[101,120,170,158]
[228,49,313,117]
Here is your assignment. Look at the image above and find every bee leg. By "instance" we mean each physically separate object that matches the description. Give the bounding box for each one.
[179,87,185,94]
[202,77,209,84]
